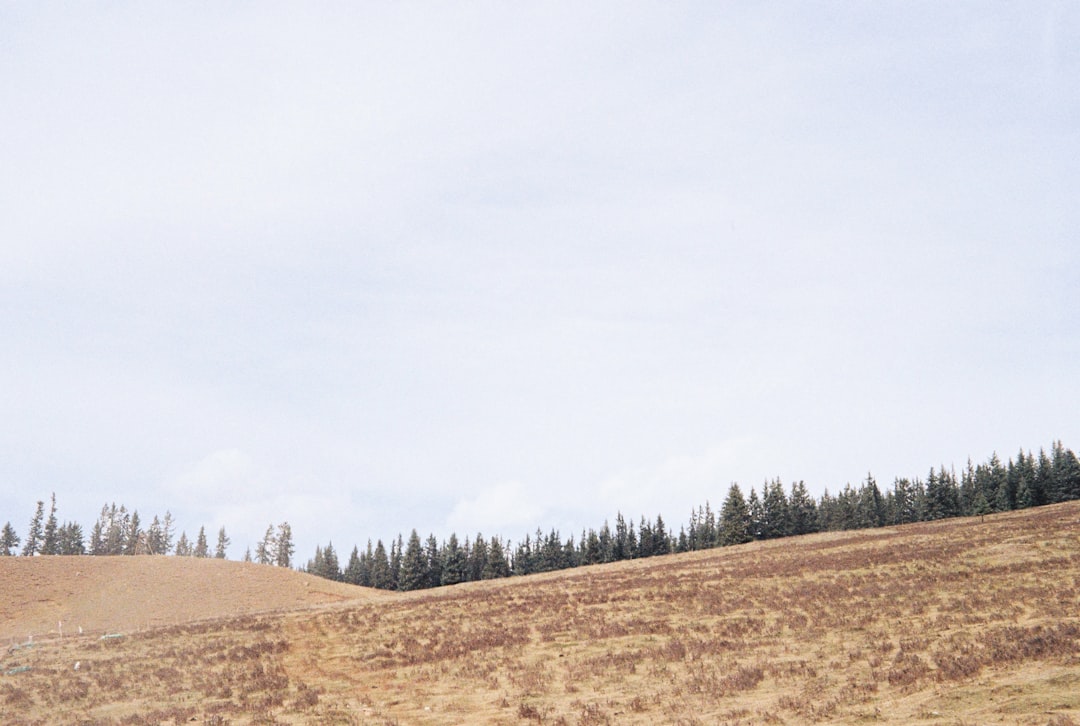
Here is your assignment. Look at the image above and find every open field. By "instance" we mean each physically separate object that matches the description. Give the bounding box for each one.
[2,503,1080,725]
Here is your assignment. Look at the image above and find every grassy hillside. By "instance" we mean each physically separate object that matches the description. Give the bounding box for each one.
[2,503,1079,725]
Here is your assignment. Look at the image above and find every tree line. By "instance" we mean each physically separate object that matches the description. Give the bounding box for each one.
[303,440,1080,591]
[0,497,294,567]
[5,440,1079,586]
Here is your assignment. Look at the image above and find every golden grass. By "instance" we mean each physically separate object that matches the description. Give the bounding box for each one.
[3,502,1080,724]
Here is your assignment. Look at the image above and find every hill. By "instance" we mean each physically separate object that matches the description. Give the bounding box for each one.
[2,503,1079,724]
[0,555,383,641]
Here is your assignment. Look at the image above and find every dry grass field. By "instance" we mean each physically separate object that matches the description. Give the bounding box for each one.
[2,502,1080,725]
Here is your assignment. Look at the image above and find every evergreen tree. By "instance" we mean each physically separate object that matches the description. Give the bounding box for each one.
[637,517,654,558]
[1,522,20,556]
[89,519,105,556]
[653,515,671,555]
[161,511,176,554]
[399,530,427,591]
[424,534,442,588]
[243,547,253,563]
[194,526,210,558]
[22,500,44,556]
[42,493,59,555]
[483,536,511,579]
[344,545,364,585]
[614,512,629,561]
[747,487,764,540]
[1051,440,1080,503]
[389,534,403,589]
[370,539,393,589]
[322,541,341,581]
[788,481,818,535]
[256,525,276,565]
[924,467,960,520]
[598,521,615,563]
[124,511,142,555]
[720,483,751,546]
[175,531,192,556]
[214,527,230,559]
[441,533,467,586]
[856,474,885,529]
[760,478,790,539]
[58,522,85,555]
[467,533,488,582]
[146,515,164,555]
[274,522,294,568]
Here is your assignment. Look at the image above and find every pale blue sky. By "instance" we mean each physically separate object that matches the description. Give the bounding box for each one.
[2,3,1078,560]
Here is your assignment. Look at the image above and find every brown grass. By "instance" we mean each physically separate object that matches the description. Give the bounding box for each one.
[3,502,1080,724]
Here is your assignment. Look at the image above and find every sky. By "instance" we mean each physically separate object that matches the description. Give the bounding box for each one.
[2,3,1078,562]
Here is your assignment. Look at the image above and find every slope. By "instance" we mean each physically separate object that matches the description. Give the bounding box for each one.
[0,555,382,641]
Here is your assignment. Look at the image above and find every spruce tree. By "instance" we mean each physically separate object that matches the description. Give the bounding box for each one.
[719,483,751,546]
[194,526,209,558]
[788,480,818,535]
[483,536,511,579]
[58,522,85,555]
[215,527,230,559]
[256,525,276,564]
[42,494,59,555]
[124,511,142,555]
[370,540,393,589]
[344,545,363,585]
[424,534,442,588]
[441,533,467,586]
[274,523,294,568]
[175,531,191,556]
[22,500,44,556]
[399,530,427,591]
[1,522,20,556]
[322,541,341,580]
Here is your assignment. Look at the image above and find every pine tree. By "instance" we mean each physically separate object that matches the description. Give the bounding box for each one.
[614,512,629,560]
[256,525,276,565]
[146,515,164,555]
[175,531,192,556]
[719,483,751,546]
[370,540,393,589]
[747,488,763,540]
[194,526,209,558]
[788,480,818,535]
[389,534,403,588]
[441,533,467,586]
[42,494,59,555]
[274,523,294,568]
[22,500,44,556]
[215,527,230,559]
[322,541,341,581]
[161,511,176,554]
[653,515,671,555]
[343,545,363,585]
[467,533,488,582]
[425,534,442,588]
[399,530,427,591]
[483,536,511,579]
[58,522,85,555]
[124,511,142,555]
[89,519,105,556]
[243,547,253,563]
[1,522,20,556]
[761,478,790,539]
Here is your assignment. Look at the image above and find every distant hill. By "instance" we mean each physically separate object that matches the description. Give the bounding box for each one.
[0,555,381,641]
